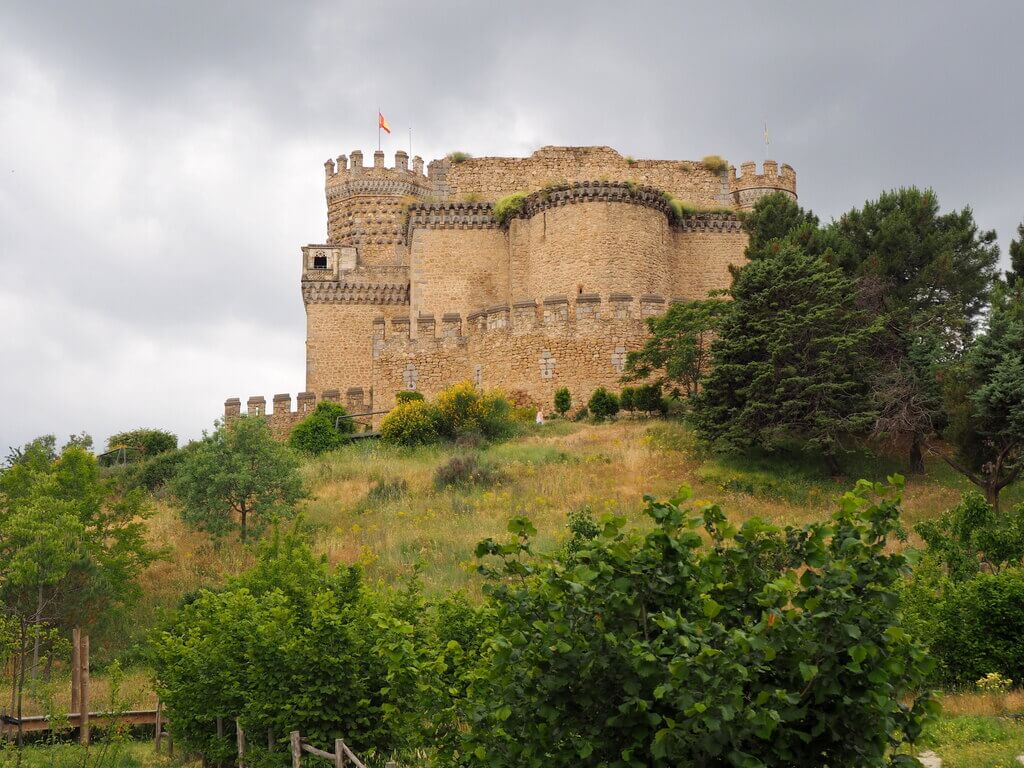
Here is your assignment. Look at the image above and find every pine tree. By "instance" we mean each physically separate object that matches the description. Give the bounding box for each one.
[1008,221,1024,286]
[693,243,880,473]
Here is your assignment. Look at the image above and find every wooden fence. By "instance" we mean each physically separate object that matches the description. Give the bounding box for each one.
[287,729,390,768]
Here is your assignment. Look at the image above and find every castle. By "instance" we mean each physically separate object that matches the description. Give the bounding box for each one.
[225,146,796,432]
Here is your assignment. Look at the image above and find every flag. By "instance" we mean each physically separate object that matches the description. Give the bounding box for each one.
[379,112,391,134]
[764,121,769,145]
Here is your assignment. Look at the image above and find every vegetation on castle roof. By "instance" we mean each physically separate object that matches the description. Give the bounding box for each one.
[701,154,729,173]
[446,151,472,163]
[494,192,527,226]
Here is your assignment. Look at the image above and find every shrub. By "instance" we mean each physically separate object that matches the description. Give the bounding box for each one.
[395,390,425,404]
[447,151,472,163]
[380,400,440,446]
[572,406,589,422]
[289,401,355,455]
[366,477,408,505]
[553,387,571,416]
[433,454,503,490]
[435,381,484,437]
[464,479,937,766]
[619,386,636,412]
[479,390,516,440]
[494,193,527,227]
[701,154,729,173]
[634,383,666,414]
[134,446,190,490]
[587,387,620,420]
[105,428,177,460]
[624,155,636,165]
[933,568,1024,686]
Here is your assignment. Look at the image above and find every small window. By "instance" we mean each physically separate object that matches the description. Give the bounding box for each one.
[313,253,328,269]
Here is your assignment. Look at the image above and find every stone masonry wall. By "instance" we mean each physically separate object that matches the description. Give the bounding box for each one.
[408,225,508,321]
[444,146,732,206]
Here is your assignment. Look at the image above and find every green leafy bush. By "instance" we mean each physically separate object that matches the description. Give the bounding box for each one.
[433,455,503,490]
[933,569,1024,686]
[587,387,620,420]
[288,401,356,455]
[464,478,937,766]
[553,387,571,416]
[572,406,589,422]
[447,151,472,163]
[619,386,636,412]
[494,193,527,227]
[634,383,666,414]
[916,492,1024,581]
[105,428,177,461]
[380,400,440,446]
[395,390,425,404]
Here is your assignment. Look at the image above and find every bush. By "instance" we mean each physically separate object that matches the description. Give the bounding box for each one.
[634,383,666,414]
[464,479,936,766]
[701,154,729,173]
[447,151,472,163]
[572,406,589,422]
[587,387,620,420]
[289,401,355,455]
[494,193,527,227]
[435,381,484,437]
[479,390,517,440]
[105,428,177,461]
[433,454,503,490]
[553,387,571,416]
[619,386,636,412]
[395,390,425,404]
[379,400,440,446]
[934,568,1024,686]
[366,477,408,505]
[134,446,190,490]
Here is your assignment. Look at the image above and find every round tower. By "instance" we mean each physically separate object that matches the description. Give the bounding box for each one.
[323,149,437,266]
[728,160,797,211]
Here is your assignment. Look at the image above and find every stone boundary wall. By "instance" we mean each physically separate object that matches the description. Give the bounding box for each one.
[224,388,373,439]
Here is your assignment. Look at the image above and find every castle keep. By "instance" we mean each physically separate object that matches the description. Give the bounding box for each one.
[225,146,796,431]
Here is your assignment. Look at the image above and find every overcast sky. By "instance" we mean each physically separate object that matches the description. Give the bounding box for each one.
[1,1,1021,452]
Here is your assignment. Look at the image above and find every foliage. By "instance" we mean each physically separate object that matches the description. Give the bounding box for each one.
[1008,220,1024,285]
[933,568,1024,686]
[623,297,728,399]
[289,401,356,455]
[619,387,636,412]
[939,283,1024,508]
[553,387,571,416]
[494,193,527,227]
[464,478,937,767]
[433,455,503,490]
[694,243,880,473]
[447,151,472,164]
[915,491,1024,580]
[433,382,516,441]
[742,192,830,262]
[976,671,1012,694]
[586,387,620,421]
[701,154,728,173]
[572,406,589,422]
[380,400,441,446]
[172,416,305,542]
[150,529,477,762]
[634,384,666,415]
[103,428,177,465]
[395,390,425,404]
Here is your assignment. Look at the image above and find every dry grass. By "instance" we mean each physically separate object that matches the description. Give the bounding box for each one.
[0,668,156,717]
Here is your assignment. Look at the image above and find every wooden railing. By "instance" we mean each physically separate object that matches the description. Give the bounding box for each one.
[289,730,393,768]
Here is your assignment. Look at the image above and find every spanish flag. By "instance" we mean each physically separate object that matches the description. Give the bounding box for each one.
[378,112,391,134]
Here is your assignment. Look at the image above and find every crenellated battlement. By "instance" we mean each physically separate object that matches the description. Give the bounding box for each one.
[324,150,436,200]
[728,160,797,210]
[224,388,372,438]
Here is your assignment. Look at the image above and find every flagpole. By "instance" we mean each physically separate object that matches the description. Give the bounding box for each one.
[378,106,381,152]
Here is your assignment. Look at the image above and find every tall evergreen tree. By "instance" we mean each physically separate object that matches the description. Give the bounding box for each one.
[693,243,880,473]
[940,283,1024,510]
[741,192,832,262]
[1008,221,1024,286]
[829,188,1000,471]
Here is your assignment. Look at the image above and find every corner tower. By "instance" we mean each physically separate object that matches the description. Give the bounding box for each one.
[728,161,797,210]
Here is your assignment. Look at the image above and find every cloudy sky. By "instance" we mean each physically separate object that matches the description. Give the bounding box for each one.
[1,1,1021,452]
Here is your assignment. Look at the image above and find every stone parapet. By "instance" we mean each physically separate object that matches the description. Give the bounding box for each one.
[301,279,410,305]
[728,160,797,210]
[223,388,373,439]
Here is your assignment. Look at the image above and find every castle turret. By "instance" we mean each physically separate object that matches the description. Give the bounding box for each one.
[728,160,796,210]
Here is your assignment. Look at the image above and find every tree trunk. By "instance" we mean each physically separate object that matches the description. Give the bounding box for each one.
[240,508,247,543]
[908,434,926,475]
[987,483,1001,513]
[30,586,42,680]
[824,452,843,477]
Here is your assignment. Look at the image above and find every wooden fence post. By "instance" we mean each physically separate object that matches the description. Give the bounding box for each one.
[71,628,81,715]
[290,731,301,768]
[79,633,90,746]
[333,738,345,768]
[168,729,174,759]
[217,716,224,739]
[236,719,246,768]
[155,700,163,752]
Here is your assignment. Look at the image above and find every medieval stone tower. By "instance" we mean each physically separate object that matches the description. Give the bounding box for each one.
[226,146,796,432]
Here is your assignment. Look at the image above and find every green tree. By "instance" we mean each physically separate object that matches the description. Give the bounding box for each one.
[622,297,727,398]
[172,417,305,542]
[586,388,619,420]
[553,387,571,416]
[939,284,1024,509]
[464,479,936,767]
[742,192,831,261]
[829,188,1000,470]
[694,243,880,473]
[106,428,177,458]
[288,401,356,455]
[1008,220,1024,285]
